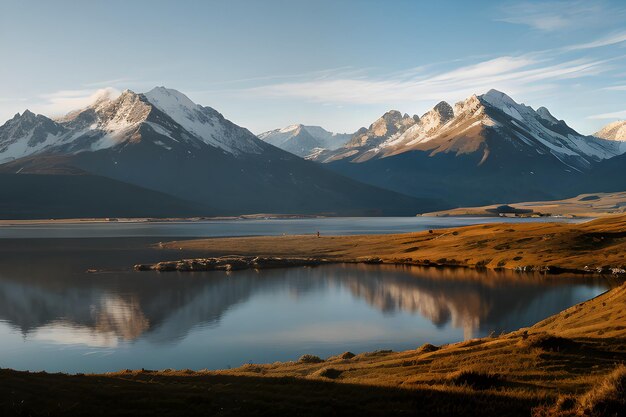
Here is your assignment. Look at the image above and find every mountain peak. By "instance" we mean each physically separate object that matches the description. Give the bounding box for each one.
[595,120,626,142]
[432,101,454,121]
[382,110,403,120]
[258,124,351,157]
[144,86,262,154]
[279,124,303,133]
[480,89,517,109]
[144,86,198,112]
[536,106,559,124]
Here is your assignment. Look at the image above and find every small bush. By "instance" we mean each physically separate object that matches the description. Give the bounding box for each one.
[314,367,343,379]
[339,351,355,359]
[417,343,439,353]
[449,369,503,390]
[298,354,323,364]
[521,333,578,352]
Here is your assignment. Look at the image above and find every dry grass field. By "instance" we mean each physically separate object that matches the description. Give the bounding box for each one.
[160,214,626,273]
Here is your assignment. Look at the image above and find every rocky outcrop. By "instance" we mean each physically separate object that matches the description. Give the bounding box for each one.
[134,256,331,272]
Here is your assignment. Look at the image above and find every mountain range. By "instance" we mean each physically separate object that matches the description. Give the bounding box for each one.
[258,124,351,158]
[295,90,626,206]
[0,87,441,218]
[1,86,625,219]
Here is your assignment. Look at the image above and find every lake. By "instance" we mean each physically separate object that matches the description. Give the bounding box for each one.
[0,217,610,373]
[0,215,585,238]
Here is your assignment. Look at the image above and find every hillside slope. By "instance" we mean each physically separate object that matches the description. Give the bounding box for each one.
[0,173,210,219]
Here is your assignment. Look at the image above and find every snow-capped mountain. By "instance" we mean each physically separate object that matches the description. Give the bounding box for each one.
[346,111,418,148]
[314,90,624,170]
[144,87,263,154]
[0,87,438,217]
[257,124,351,158]
[0,87,266,164]
[594,120,626,142]
[313,89,626,206]
[0,110,66,164]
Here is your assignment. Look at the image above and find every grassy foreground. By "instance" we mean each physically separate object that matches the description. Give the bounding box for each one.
[161,214,626,273]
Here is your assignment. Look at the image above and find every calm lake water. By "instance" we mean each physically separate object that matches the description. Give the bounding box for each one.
[0,217,610,373]
[0,215,585,238]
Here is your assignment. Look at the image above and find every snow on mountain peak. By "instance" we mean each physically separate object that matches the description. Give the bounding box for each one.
[258,124,351,157]
[314,89,625,167]
[144,86,199,112]
[144,86,262,154]
[536,106,559,124]
[279,124,302,133]
[480,89,518,110]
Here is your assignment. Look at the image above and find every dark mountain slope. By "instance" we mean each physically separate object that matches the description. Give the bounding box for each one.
[0,173,211,219]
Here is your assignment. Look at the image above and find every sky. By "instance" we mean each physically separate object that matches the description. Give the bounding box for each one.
[1,0,626,135]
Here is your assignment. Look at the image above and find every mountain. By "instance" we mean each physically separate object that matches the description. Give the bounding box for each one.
[0,110,67,164]
[319,111,419,163]
[0,87,443,218]
[312,90,626,206]
[257,124,351,158]
[594,120,626,142]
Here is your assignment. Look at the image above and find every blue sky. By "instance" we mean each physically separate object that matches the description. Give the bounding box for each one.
[1,0,626,134]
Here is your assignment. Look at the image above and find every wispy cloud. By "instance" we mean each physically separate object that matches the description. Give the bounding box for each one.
[588,110,626,120]
[189,66,371,93]
[603,85,626,91]
[36,88,121,117]
[564,31,626,51]
[246,55,611,106]
[496,1,622,31]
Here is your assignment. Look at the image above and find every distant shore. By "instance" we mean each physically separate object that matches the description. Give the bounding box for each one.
[423,191,626,219]
[0,213,327,226]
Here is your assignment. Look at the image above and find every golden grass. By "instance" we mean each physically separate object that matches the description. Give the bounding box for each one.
[161,214,626,273]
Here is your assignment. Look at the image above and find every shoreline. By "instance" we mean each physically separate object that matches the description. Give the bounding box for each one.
[133,254,626,277]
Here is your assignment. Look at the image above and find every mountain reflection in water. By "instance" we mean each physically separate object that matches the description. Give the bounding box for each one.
[0,237,612,372]
[0,262,612,344]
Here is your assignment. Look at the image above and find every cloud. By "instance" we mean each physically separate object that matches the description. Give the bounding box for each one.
[564,31,626,51]
[246,55,611,106]
[496,1,621,31]
[603,85,626,91]
[588,110,626,120]
[36,87,121,117]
